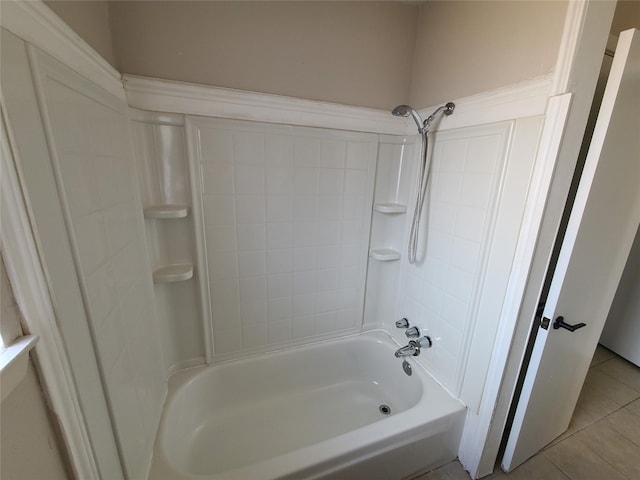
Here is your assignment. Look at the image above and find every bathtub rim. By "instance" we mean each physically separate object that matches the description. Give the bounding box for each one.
[150,328,466,480]
[166,328,455,394]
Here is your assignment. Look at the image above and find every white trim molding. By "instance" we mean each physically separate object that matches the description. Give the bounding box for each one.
[418,75,553,133]
[457,93,572,478]
[551,0,617,96]
[124,75,404,135]
[0,334,38,403]
[551,0,589,96]
[0,0,124,100]
[124,74,554,136]
[0,107,100,480]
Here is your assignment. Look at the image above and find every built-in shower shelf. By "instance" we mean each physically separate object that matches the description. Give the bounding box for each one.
[369,249,401,262]
[153,263,194,283]
[144,204,189,219]
[373,203,407,214]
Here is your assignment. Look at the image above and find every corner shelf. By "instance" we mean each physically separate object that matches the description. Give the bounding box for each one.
[373,203,407,214]
[144,204,189,219]
[153,263,194,283]
[369,248,401,262]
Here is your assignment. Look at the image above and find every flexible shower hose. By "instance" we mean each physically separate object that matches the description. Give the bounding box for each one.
[407,130,432,265]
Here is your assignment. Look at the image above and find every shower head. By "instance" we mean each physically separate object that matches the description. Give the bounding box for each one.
[392,105,426,134]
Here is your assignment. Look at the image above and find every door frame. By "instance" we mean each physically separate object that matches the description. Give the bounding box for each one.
[457,1,617,477]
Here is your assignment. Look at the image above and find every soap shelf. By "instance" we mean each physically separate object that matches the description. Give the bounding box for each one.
[369,248,401,262]
[144,204,189,219]
[373,203,407,214]
[153,263,194,283]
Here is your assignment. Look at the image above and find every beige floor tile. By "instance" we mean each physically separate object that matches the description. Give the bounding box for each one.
[410,466,451,480]
[606,408,640,446]
[594,357,640,392]
[591,344,616,367]
[442,461,472,480]
[483,470,507,479]
[576,418,640,479]
[500,454,569,479]
[547,390,622,447]
[580,368,640,406]
[626,398,640,417]
[543,434,629,480]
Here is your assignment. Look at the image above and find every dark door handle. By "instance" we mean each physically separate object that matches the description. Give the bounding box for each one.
[553,316,586,332]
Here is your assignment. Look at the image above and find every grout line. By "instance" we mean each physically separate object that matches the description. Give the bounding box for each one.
[541,450,592,480]
[591,357,640,393]
[558,428,635,480]
[541,373,637,480]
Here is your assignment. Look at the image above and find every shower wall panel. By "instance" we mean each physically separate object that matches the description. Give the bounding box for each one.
[130,114,205,373]
[187,118,378,359]
[398,123,513,397]
[26,49,165,479]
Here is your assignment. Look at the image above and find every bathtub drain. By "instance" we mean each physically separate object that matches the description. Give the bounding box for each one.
[379,404,391,415]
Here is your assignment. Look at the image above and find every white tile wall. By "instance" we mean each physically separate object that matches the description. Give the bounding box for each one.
[189,118,377,358]
[43,77,165,479]
[397,124,512,394]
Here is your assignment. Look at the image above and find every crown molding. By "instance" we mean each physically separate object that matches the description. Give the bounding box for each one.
[418,75,553,133]
[0,1,124,100]
[123,75,405,135]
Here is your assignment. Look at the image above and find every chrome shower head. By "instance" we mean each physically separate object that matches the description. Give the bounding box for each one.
[392,104,426,134]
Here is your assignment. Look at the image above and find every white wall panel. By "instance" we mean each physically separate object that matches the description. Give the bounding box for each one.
[188,118,378,360]
[129,112,205,374]
[0,28,123,479]
[29,48,165,479]
[396,123,515,396]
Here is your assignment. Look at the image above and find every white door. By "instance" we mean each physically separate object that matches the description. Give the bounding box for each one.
[502,28,640,471]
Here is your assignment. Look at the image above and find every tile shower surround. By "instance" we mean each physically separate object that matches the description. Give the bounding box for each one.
[398,125,511,395]
[40,62,165,478]
[190,119,378,356]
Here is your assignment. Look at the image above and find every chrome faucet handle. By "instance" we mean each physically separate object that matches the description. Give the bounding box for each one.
[405,326,420,338]
[395,318,409,329]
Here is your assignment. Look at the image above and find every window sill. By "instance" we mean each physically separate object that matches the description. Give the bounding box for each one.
[1,335,38,402]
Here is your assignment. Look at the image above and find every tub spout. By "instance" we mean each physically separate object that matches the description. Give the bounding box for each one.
[395,344,418,358]
[394,336,432,358]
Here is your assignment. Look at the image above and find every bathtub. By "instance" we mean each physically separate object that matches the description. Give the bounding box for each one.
[148,330,465,480]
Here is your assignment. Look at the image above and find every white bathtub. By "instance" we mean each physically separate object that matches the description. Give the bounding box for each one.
[148,330,465,480]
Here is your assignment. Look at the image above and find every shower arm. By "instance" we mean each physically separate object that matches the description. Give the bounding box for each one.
[423,102,455,131]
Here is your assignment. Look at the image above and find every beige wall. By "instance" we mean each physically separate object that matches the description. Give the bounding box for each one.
[109,1,418,110]
[42,1,575,111]
[410,1,568,108]
[1,362,70,480]
[44,0,116,67]
[611,0,640,35]
[1,257,69,480]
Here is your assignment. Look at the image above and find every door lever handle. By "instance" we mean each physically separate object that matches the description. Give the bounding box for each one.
[553,316,586,332]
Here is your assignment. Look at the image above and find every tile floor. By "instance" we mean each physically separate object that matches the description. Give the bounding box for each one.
[414,345,640,480]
